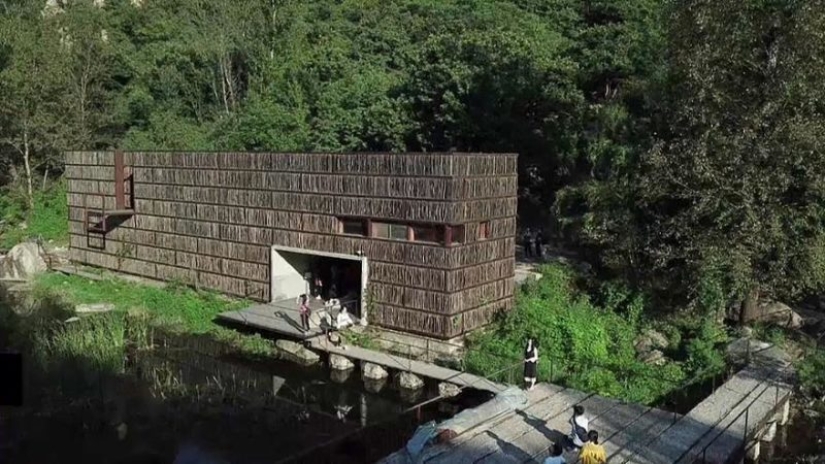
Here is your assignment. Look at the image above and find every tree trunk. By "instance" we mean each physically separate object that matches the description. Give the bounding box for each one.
[42,167,49,190]
[739,286,760,325]
[23,129,34,210]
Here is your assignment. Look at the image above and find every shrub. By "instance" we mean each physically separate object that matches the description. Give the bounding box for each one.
[799,350,825,397]
[465,263,696,405]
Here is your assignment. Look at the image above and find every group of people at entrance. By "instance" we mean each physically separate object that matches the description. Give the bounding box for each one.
[524,338,607,464]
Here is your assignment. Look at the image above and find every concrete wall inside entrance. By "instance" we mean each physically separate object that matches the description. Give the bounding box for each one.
[269,245,369,325]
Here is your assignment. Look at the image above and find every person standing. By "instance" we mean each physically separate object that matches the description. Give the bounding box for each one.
[579,430,606,464]
[523,338,539,391]
[314,275,324,300]
[543,443,565,464]
[569,405,590,449]
[523,229,533,259]
[298,294,311,332]
[535,230,544,259]
[527,231,537,261]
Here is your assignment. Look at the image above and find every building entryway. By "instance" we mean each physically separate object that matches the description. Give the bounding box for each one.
[217,246,368,340]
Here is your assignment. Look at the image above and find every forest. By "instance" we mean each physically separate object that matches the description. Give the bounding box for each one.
[2,0,825,320]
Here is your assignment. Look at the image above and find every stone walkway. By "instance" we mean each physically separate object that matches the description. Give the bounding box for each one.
[308,337,508,394]
[380,357,791,464]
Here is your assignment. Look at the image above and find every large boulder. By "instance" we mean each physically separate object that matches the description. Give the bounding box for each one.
[0,242,47,280]
[362,362,388,381]
[754,301,803,329]
[329,353,355,371]
[634,330,669,355]
[275,340,320,366]
[398,371,424,391]
[640,349,667,366]
[438,382,461,398]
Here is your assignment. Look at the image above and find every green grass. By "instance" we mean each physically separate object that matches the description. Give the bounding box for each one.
[32,272,275,356]
[0,180,69,249]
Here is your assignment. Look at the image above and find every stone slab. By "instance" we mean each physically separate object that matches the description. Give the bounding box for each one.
[427,388,589,464]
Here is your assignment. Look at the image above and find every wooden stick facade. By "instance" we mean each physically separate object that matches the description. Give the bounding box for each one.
[65,151,517,339]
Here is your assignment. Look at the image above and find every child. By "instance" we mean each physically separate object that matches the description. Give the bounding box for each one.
[543,443,565,464]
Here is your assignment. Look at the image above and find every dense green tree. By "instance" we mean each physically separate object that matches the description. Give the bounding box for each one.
[570,0,825,313]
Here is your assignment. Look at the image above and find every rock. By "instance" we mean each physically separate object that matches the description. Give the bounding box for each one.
[804,409,821,419]
[754,301,804,329]
[362,362,388,381]
[329,354,354,371]
[115,422,128,441]
[364,377,386,393]
[634,330,669,354]
[760,421,777,442]
[438,382,461,398]
[275,340,320,366]
[398,371,424,390]
[741,326,754,338]
[640,349,667,366]
[727,337,772,361]
[75,303,115,314]
[0,242,47,280]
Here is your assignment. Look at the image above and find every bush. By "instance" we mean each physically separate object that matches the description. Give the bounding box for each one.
[799,350,825,397]
[466,262,728,405]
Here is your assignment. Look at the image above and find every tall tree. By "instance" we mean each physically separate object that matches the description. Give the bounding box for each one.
[593,0,825,314]
[0,1,69,206]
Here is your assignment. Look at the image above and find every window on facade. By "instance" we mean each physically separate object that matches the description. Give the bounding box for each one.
[373,222,408,240]
[478,221,490,240]
[411,224,443,244]
[339,217,368,236]
[447,225,466,245]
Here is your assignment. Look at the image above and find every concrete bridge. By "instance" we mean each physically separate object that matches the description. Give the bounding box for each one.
[379,341,793,464]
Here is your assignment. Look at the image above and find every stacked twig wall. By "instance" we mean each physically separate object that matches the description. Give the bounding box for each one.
[65,151,517,339]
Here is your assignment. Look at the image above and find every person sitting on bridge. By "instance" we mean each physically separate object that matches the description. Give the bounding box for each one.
[579,430,606,464]
[543,443,565,464]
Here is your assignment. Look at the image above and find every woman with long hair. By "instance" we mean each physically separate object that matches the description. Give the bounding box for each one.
[523,337,539,391]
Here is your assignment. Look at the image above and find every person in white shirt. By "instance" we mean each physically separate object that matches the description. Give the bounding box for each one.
[523,338,539,391]
[568,405,589,448]
[543,443,565,464]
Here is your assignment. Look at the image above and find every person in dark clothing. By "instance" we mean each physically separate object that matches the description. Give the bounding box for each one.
[298,294,311,332]
[535,230,544,259]
[522,229,532,259]
[523,337,539,391]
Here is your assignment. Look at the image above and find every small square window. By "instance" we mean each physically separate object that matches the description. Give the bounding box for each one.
[339,218,367,236]
[411,224,442,244]
[478,221,490,240]
[373,222,408,240]
[447,225,466,245]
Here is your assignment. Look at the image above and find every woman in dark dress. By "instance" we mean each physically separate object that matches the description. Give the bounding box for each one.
[523,337,539,391]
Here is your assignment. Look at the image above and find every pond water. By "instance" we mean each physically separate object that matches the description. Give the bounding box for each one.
[1,330,492,464]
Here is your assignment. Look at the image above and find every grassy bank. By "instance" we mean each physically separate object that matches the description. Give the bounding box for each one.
[465,263,729,405]
[0,180,69,250]
[31,272,275,357]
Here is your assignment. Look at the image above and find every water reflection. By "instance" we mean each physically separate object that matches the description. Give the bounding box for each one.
[6,327,491,463]
[330,367,354,384]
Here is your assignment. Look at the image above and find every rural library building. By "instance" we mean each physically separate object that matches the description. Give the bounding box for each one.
[65,151,517,340]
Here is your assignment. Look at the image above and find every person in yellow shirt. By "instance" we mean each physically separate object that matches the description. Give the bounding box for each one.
[579,430,607,464]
